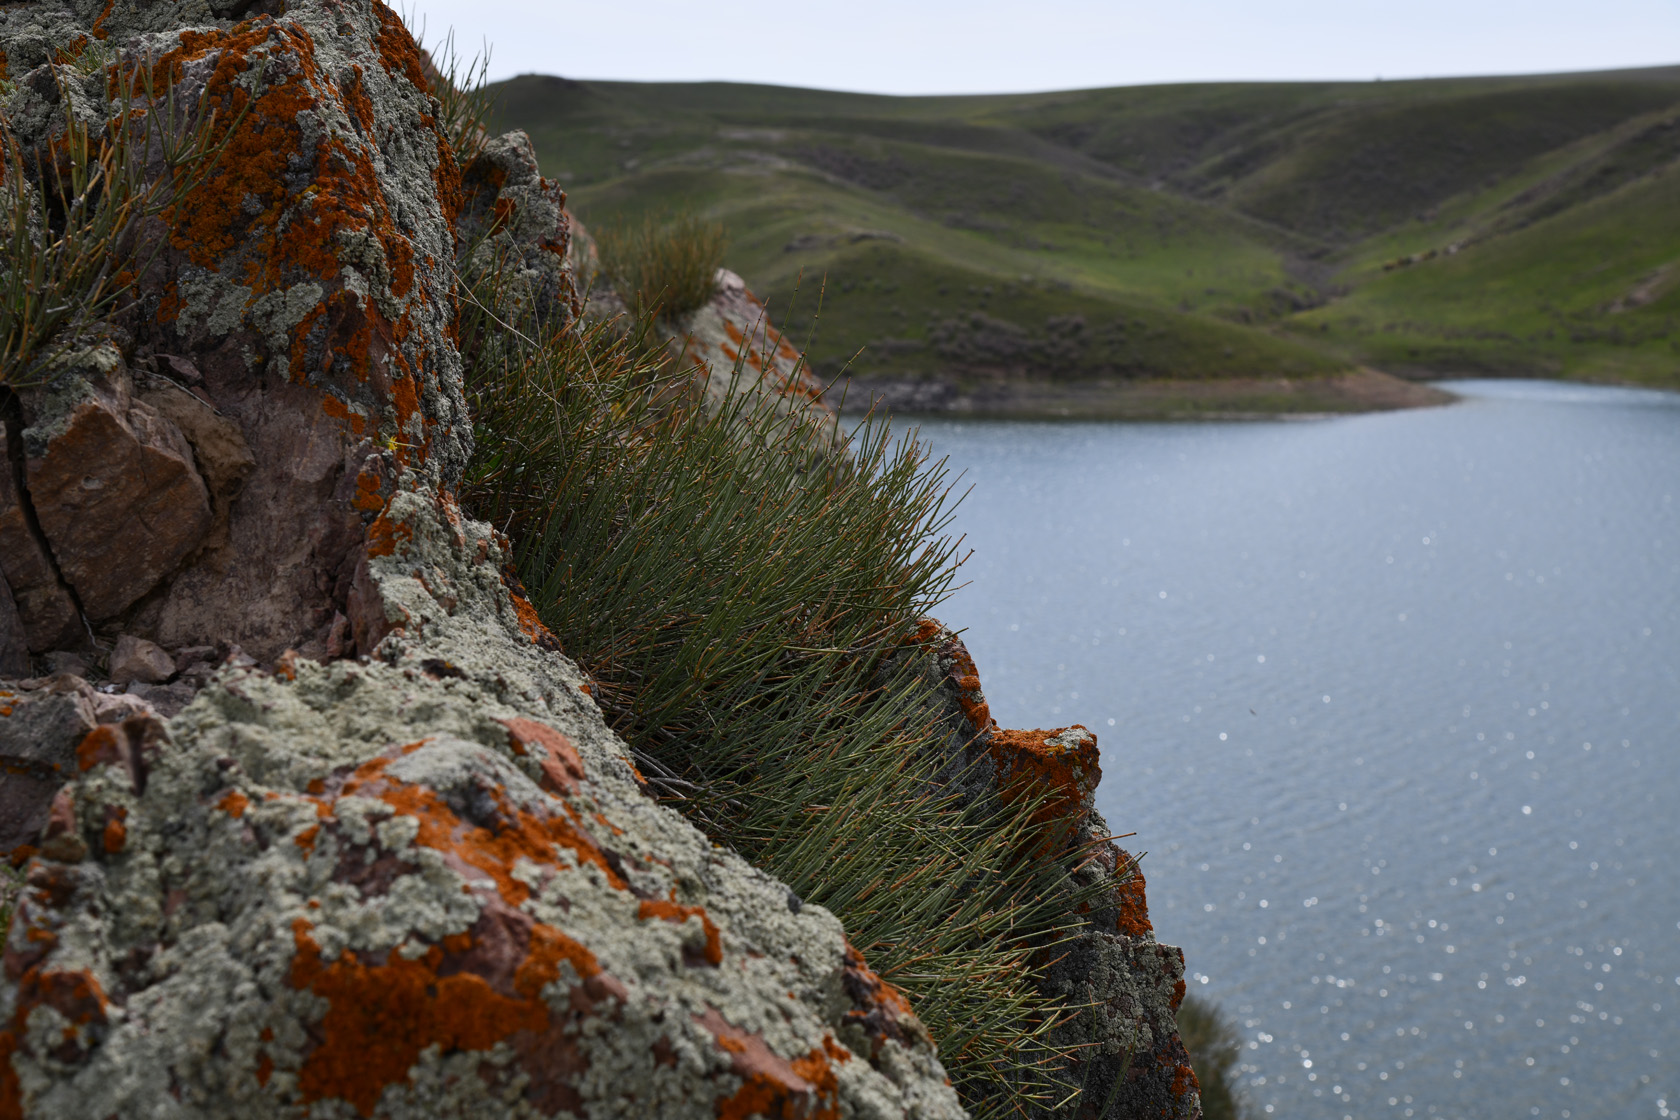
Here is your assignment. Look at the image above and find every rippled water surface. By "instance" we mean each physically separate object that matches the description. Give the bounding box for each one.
[917,381,1680,1120]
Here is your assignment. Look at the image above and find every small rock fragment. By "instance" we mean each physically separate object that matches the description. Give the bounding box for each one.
[110,635,176,685]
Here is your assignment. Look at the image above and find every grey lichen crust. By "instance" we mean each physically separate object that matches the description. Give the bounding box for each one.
[2,481,965,1118]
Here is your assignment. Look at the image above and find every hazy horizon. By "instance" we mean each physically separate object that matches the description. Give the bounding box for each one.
[406,0,1678,97]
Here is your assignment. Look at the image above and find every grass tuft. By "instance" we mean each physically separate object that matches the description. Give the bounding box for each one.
[1,64,242,388]
[595,208,728,321]
[1177,994,1246,1120]
[460,251,1104,1116]
[422,29,494,165]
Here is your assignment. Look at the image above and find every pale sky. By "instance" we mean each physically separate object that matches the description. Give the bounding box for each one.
[403,0,1680,96]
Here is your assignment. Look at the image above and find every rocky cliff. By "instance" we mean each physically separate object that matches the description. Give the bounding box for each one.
[0,3,1196,1117]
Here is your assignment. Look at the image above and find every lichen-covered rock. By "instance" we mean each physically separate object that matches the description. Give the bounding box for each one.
[0,684,97,858]
[0,489,964,1119]
[0,4,965,1117]
[455,130,579,332]
[1,0,474,661]
[672,270,834,422]
[889,620,1202,1120]
[587,267,844,458]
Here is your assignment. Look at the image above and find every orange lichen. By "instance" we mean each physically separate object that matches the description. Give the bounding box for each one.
[1112,849,1154,937]
[89,0,115,39]
[901,620,992,733]
[290,918,582,1117]
[102,808,128,855]
[333,753,627,906]
[699,1009,841,1120]
[322,394,370,438]
[366,511,413,559]
[283,740,627,1114]
[840,942,914,1018]
[515,923,601,996]
[637,900,722,967]
[371,4,430,94]
[389,373,420,434]
[75,725,123,772]
[984,727,1099,849]
[218,791,251,819]
[1166,1053,1200,1103]
[294,825,320,854]
[499,718,586,796]
[351,464,384,511]
[509,592,560,648]
[148,18,428,460]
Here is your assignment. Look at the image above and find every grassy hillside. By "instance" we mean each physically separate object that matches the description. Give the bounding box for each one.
[487,66,1680,401]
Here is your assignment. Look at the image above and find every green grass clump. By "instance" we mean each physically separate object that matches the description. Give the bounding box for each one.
[460,248,1102,1116]
[594,208,728,320]
[1176,995,1245,1120]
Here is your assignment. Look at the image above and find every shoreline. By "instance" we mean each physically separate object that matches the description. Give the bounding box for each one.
[833,367,1458,421]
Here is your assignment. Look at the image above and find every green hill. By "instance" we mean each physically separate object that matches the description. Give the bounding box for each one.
[487,66,1680,404]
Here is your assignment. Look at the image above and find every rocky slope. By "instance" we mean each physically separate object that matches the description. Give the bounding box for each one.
[0,2,1197,1116]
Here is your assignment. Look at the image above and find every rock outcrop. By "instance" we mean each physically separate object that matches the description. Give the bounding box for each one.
[0,3,960,1116]
[0,2,1198,1118]
[887,621,1201,1120]
[582,258,844,457]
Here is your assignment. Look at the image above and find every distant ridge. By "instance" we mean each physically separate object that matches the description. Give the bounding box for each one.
[491,64,1680,400]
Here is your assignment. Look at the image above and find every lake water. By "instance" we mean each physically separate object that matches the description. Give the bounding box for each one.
[916,381,1680,1120]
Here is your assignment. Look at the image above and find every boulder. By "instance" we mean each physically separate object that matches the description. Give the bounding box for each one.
[0,489,963,1119]
[0,2,1199,1116]
[108,636,176,686]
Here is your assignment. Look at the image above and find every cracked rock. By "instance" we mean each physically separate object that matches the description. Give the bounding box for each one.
[0,423,82,653]
[24,386,212,623]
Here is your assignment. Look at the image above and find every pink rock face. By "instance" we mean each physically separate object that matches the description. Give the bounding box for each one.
[26,396,212,624]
